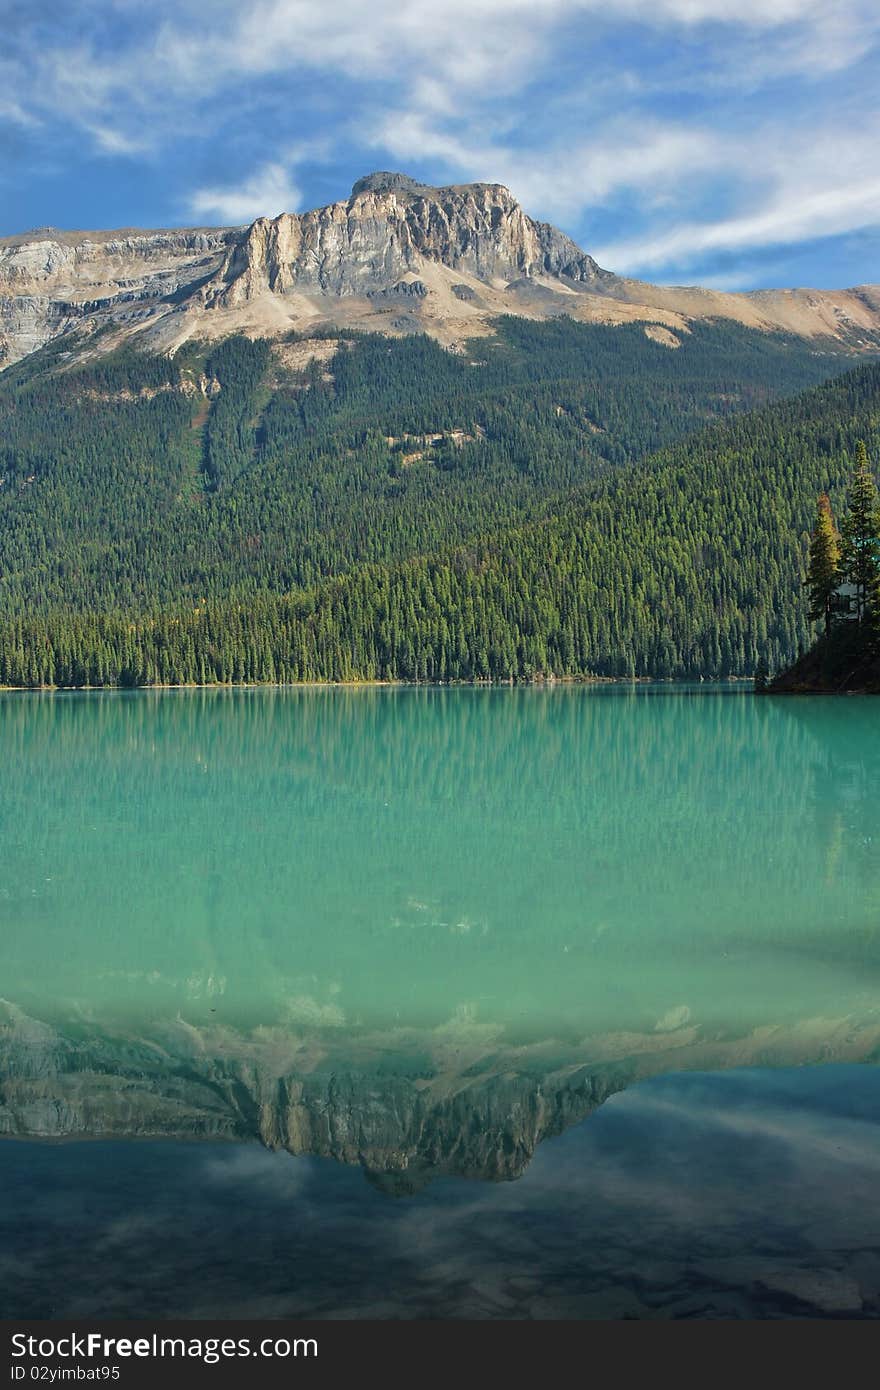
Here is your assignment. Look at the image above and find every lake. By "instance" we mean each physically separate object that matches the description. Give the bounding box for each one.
[1,686,878,1318]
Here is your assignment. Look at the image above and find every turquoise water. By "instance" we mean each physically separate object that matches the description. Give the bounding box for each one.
[2,685,878,1038]
[2,685,879,1317]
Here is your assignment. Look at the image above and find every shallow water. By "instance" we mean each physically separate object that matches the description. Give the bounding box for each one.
[1,686,878,1317]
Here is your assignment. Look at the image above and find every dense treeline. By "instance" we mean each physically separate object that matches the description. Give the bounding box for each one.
[1,353,879,686]
[0,319,876,685]
[203,336,272,490]
[0,318,859,613]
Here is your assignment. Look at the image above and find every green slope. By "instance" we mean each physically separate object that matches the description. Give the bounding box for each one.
[0,319,875,684]
[0,317,861,611]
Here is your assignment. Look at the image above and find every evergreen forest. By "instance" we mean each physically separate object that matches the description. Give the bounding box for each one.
[0,316,877,686]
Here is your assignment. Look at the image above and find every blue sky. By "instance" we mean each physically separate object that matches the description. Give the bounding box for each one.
[2,0,879,289]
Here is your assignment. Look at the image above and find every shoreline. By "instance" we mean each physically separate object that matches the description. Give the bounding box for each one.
[0,674,755,694]
[765,683,880,695]
[766,632,880,695]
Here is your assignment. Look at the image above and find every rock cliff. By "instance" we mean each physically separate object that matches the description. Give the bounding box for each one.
[210,174,608,308]
[0,226,238,365]
[2,173,879,368]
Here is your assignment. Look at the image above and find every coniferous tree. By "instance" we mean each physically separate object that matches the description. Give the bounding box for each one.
[1,332,879,687]
[754,656,769,692]
[838,441,880,628]
[805,493,841,634]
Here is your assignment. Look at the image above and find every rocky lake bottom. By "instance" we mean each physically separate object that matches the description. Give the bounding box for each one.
[2,1066,878,1320]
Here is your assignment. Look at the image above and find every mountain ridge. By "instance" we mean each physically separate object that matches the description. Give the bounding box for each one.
[2,172,879,368]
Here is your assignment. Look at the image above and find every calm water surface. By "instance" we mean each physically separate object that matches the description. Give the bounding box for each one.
[1,686,878,1317]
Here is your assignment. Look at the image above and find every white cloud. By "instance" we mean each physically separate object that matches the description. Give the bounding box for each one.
[0,96,39,129]
[5,1,880,280]
[86,124,150,157]
[17,2,880,129]
[593,121,880,277]
[372,111,727,222]
[601,184,880,278]
[188,161,303,224]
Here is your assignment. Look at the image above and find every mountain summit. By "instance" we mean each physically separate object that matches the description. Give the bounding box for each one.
[350,171,433,196]
[1,173,880,367]
[210,172,609,310]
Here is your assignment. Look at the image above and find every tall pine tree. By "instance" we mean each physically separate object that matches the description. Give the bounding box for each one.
[838,441,880,629]
[805,493,841,634]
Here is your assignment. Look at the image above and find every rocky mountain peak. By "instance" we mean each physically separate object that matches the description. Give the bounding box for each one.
[350,171,433,198]
[210,172,609,310]
[3,174,880,369]
[349,171,516,204]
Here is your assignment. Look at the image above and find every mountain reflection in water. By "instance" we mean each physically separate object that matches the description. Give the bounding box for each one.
[1,687,878,1316]
[1,1003,878,1194]
[1,1067,878,1319]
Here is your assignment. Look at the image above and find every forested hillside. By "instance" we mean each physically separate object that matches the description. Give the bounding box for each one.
[0,318,876,685]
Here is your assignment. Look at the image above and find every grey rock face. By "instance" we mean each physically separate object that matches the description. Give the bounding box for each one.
[4,173,878,367]
[368,279,429,299]
[210,175,610,307]
[0,228,239,366]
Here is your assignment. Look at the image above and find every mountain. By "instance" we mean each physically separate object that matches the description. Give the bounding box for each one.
[2,171,880,687]
[2,172,880,368]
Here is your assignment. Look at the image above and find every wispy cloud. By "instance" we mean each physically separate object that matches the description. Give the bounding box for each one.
[3,1,880,286]
[189,161,303,224]
[371,112,727,221]
[0,96,39,129]
[593,120,880,278]
[85,124,150,157]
